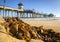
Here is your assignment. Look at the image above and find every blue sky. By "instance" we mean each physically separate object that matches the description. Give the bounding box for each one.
[0,0,60,17]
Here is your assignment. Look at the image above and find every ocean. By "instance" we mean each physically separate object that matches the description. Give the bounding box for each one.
[20,17,60,20]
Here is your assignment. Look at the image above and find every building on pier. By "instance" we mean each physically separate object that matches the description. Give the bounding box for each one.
[0,3,54,18]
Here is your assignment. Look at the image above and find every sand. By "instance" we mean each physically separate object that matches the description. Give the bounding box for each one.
[22,20,60,32]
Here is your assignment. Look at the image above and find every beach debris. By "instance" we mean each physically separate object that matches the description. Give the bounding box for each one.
[0,17,60,42]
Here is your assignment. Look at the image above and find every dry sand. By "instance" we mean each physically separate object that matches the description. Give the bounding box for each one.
[22,20,60,32]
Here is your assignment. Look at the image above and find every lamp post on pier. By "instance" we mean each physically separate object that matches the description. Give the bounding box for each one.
[3,0,6,17]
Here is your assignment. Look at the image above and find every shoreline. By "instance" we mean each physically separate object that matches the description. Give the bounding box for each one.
[22,20,60,32]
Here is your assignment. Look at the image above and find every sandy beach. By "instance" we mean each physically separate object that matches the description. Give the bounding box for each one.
[22,19,60,32]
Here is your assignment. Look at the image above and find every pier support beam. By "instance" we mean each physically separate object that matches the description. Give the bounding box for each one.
[7,10,9,17]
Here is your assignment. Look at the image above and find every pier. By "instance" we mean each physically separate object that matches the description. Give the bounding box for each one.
[0,3,54,18]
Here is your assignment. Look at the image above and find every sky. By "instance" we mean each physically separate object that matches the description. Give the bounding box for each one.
[0,0,60,17]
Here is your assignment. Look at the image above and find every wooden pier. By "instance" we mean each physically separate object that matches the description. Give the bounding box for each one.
[0,6,49,18]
